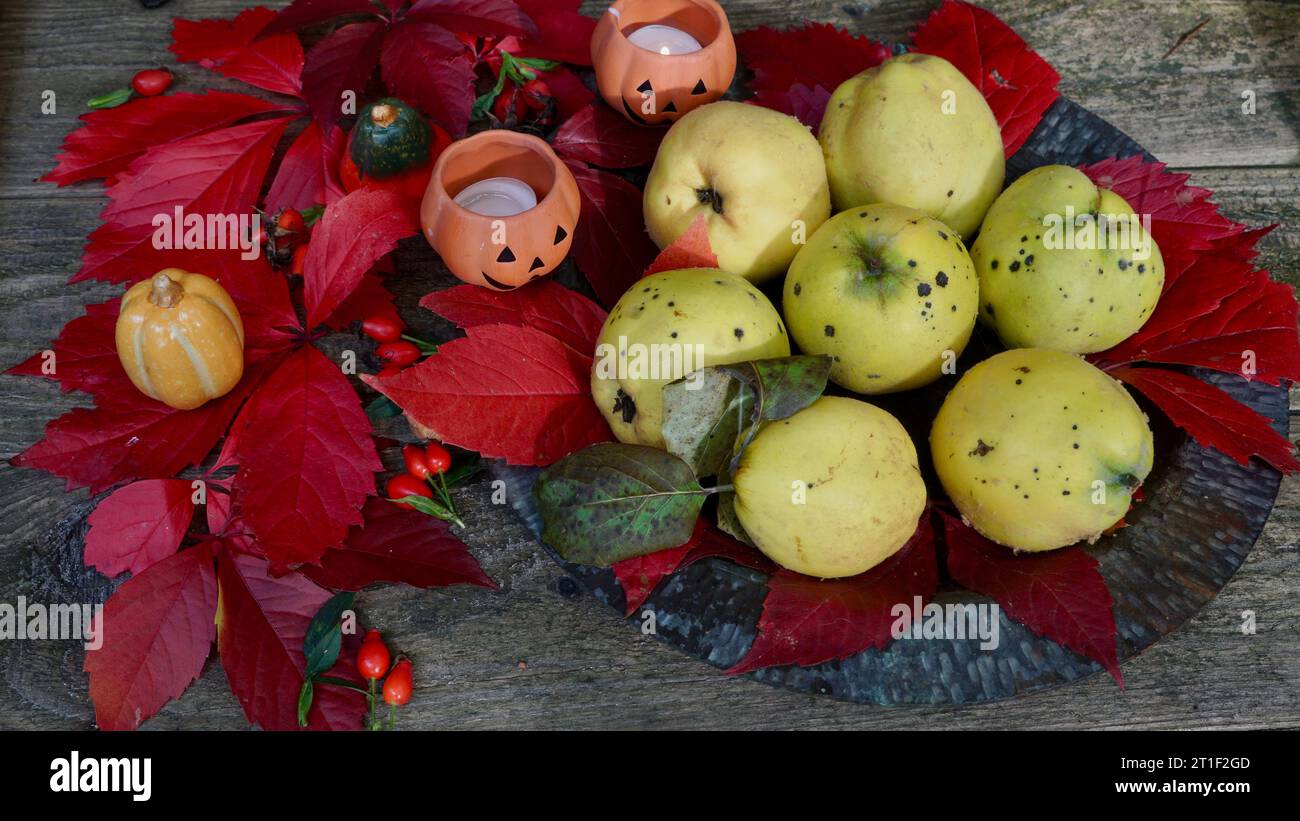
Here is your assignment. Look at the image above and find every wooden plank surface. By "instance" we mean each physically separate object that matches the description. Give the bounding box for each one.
[0,0,1297,730]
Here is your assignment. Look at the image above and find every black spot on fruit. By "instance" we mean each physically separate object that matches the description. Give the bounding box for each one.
[734,328,744,339]
[938,231,948,240]
[1009,260,1021,272]
[1014,366,1030,373]
[917,283,932,296]
[991,260,999,270]
[613,389,636,423]
[969,439,994,457]
[696,187,724,214]
[907,259,917,267]
[935,271,948,287]
[1024,254,1034,265]
[824,324,835,337]
[946,189,954,197]
[793,283,802,295]
[1118,258,1130,270]
[1138,263,1146,273]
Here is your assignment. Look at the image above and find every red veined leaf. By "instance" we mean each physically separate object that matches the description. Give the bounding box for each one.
[213,257,303,364]
[513,0,596,65]
[1111,367,1299,473]
[565,160,659,307]
[726,514,939,675]
[6,298,121,395]
[420,279,607,356]
[217,551,366,730]
[380,20,476,137]
[1095,268,1300,386]
[11,364,267,494]
[538,65,595,120]
[940,508,1122,686]
[326,273,400,331]
[642,214,718,277]
[171,7,305,98]
[911,0,1061,157]
[85,479,198,577]
[73,115,293,285]
[303,21,386,128]
[362,322,612,465]
[303,496,495,590]
[736,22,887,126]
[261,0,379,36]
[233,346,381,569]
[264,120,347,212]
[405,0,538,38]
[206,479,236,534]
[42,91,284,187]
[84,542,218,731]
[551,102,664,169]
[302,187,419,328]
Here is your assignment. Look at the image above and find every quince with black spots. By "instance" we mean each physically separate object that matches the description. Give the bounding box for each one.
[972,165,1165,353]
[930,348,1153,552]
[783,203,979,394]
[590,268,790,449]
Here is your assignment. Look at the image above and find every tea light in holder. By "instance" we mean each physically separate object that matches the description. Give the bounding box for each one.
[421,131,580,291]
[591,0,736,127]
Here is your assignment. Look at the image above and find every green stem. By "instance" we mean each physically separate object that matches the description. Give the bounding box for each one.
[313,675,371,696]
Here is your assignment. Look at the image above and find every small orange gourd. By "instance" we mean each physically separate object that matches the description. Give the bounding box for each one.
[115,268,245,410]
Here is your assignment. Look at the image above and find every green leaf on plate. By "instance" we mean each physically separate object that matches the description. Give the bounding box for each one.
[535,443,707,565]
[303,592,354,679]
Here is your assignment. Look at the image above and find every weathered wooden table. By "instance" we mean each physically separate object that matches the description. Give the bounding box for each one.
[0,0,1296,730]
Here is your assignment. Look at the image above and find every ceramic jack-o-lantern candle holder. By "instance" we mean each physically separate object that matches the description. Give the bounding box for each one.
[591,0,736,127]
[421,130,580,291]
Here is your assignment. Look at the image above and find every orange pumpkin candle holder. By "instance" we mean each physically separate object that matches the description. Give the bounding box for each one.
[591,0,736,127]
[421,130,580,291]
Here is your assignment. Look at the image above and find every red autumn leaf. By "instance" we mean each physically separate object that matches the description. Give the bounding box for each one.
[380,20,476,137]
[73,115,293,285]
[84,543,218,731]
[265,120,347,212]
[206,480,236,534]
[303,496,495,590]
[303,187,419,328]
[420,279,606,356]
[171,7,305,98]
[217,552,366,730]
[262,0,379,36]
[6,298,121,395]
[326,273,400,331]
[1111,367,1299,473]
[405,0,538,38]
[233,346,382,569]
[726,515,939,675]
[736,22,887,126]
[213,257,304,364]
[303,21,387,127]
[11,371,262,494]
[565,160,659,307]
[911,0,1061,157]
[85,479,198,578]
[538,65,596,120]
[363,323,612,465]
[940,508,1122,686]
[42,91,285,187]
[551,103,664,169]
[642,214,718,277]
[513,0,596,66]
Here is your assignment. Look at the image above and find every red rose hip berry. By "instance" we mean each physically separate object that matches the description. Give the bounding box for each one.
[357,629,391,681]
[131,68,172,97]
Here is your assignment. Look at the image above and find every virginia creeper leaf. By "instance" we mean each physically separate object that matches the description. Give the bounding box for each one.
[84,543,218,730]
[513,0,596,65]
[303,496,496,590]
[642,214,719,277]
[565,160,659,307]
[551,103,664,169]
[171,7,305,98]
[85,479,197,577]
[6,298,122,395]
[363,323,612,465]
[262,0,379,36]
[380,20,476,137]
[405,0,538,38]
[420,280,607,357]
[726,515,938,674]
[940,508,1123,686]
[303,21,386,127]
[265,120,347,212]
[233,346,382,569]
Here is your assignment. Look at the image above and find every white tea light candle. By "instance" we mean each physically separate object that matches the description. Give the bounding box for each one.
[626,24,702,55]
[453,176,539,216]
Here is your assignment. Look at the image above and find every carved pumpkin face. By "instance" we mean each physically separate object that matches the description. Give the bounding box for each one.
[421,131,580,291]
[591,0,736,127]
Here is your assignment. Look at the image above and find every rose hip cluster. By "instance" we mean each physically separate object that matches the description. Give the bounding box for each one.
[356,629,413,730]
[360,314,423,378]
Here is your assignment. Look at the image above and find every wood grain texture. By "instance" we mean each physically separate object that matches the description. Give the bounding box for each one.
[0,0,1296,730]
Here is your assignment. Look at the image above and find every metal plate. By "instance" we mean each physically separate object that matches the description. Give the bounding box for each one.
[499,96,1287,704]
